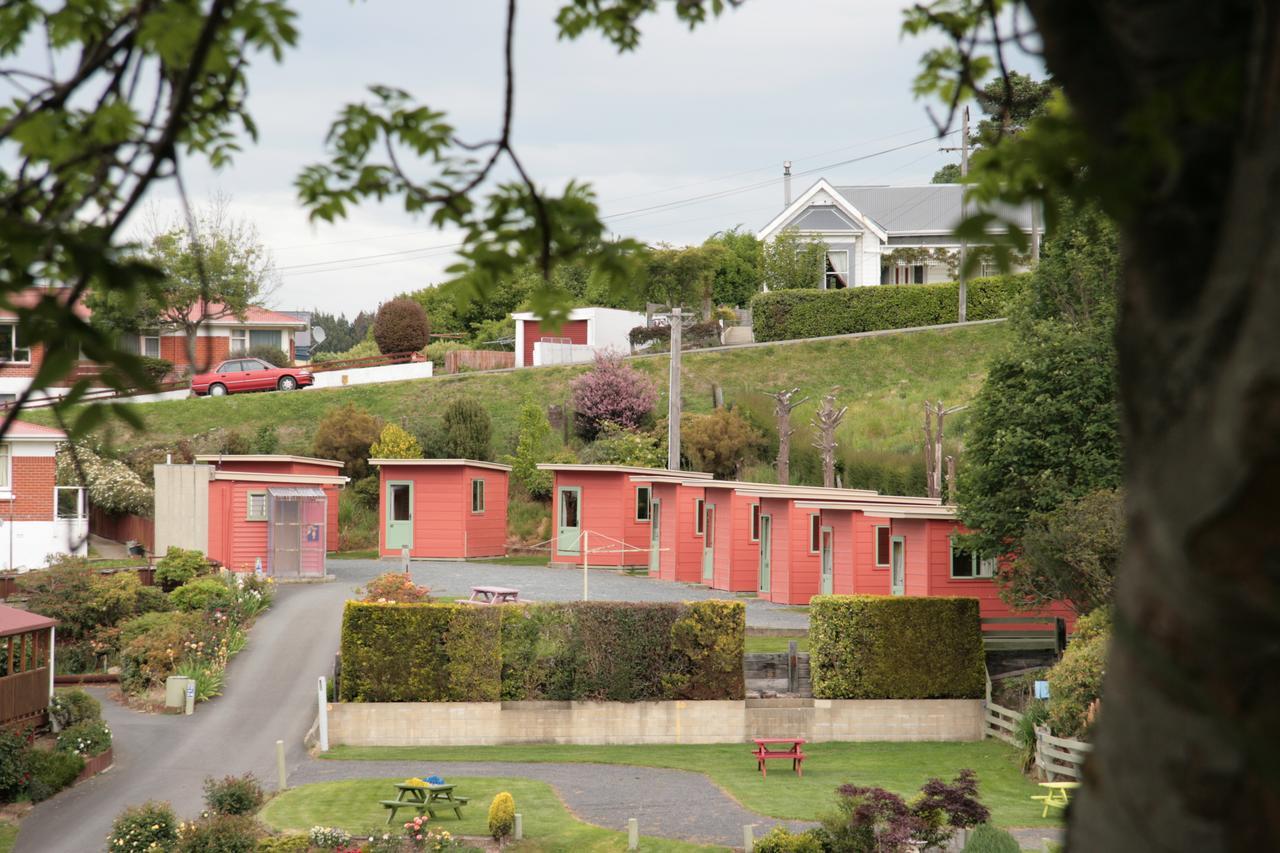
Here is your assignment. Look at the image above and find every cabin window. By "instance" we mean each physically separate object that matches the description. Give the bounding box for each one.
[635,486,652,522]
[874,525,891,566]
[694,498,705,535]
[246,491,268,521]
[472,479,486,513]
[950,537,996,578]
[0,324,30,364]
[810,514,821,553]
[824,250,849,289]
[750,503,761,541]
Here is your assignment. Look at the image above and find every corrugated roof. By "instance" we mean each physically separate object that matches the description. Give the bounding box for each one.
[833,185,1034,234]
[267,486,326,499]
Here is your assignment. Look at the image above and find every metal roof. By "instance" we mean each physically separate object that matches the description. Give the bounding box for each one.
[371,458,512,472]
[266,486,327,499]
[833,185,1034,234]
[0,604,56,637]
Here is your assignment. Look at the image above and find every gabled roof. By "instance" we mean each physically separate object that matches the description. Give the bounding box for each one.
[758,179,890,243]
[180,302,307,328]
[0,286,91,321]
[3,421,67,441]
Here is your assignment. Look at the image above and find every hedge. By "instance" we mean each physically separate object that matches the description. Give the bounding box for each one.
[750,274,1028,342]
[809,596,985,699]
[339,600,745,702]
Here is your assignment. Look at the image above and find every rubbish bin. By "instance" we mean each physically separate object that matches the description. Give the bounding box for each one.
[165,675,192,709]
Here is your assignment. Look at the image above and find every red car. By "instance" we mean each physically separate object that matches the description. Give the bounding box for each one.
[191,357,314,397]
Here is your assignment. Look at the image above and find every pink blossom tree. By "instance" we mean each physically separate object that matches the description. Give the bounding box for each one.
[571,353,658,439]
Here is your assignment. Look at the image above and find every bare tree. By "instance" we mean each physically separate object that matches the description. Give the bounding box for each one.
[924,401,966,500]
[811,388,848,488]
[766,388,809,485]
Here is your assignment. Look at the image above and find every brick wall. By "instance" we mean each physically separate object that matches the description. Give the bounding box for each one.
[0,457,55,521]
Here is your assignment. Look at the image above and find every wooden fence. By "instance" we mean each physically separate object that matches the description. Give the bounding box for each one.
[981,616,1067,654]
[88,507,154,553]
[0,667,49,727]
[308,350,425,373]
[983,669,1092,780]
[442,350,515,374]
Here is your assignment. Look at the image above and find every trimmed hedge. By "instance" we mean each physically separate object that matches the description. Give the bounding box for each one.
[809,596,985,699]
[339,600,745,702]
[750,274,1028,342]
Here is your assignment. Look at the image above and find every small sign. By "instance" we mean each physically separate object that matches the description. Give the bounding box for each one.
[186,683,196,698]
[1034,680,1050,700]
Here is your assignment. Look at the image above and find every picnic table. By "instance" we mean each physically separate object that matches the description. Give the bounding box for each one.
[466,586,521,605]
[1031,781,1079,817]
[751,737,806,778]
[380,783,469,824]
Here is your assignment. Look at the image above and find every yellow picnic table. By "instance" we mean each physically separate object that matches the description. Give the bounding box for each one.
[1032,781,1079,817]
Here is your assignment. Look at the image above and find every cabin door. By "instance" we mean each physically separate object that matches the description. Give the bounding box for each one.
[890,536,906,595]
[701,503,715,583]
[557,486,582,555]
[820,526,834,595]
[385,481,414,552]
[648,498,662,574]
[758,515,772,593]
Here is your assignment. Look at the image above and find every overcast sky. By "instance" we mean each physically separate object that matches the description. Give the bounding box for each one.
[147,0,996,316]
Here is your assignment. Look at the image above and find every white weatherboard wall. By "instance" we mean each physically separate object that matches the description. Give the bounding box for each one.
[311,360,433,389]
[533,342,618,367]
[0,519,88,570]
[325,699,984,747]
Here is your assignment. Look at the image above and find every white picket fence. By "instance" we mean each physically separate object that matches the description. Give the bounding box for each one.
[984,670,1092,780]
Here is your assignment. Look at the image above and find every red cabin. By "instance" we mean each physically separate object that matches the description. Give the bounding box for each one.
[372,459,510,560]
[700,481,761,592]
[630,473,707,583]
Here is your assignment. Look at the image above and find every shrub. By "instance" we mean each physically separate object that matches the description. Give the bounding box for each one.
[809,596,985,699]
[307,826,352,849]
[750,274,1029,342]
[176,658,227,702]
[503,401,555,500]
[177,813,262,853]
[171,578,237,613]
[251,424,279,454]
[681,408,765,478]
[56,719,111,757]
[369,423,423,459]
[753,827,825,853]
[441,397,492,460]
[254,834,310,852]
[628,324,670,349]
[682,319,721,349]
[312,403,383,482]
[580,423,664,468]
[1046,607,1110,738]
[960,824,1022,853]
[218,428,252,456]
[373,297,430,354]
[350,474,380,508]
[26,748,85,802]
[140,356,175,382]
[912,769,990,849]
[1015,700,1049,771]
[156,546,211,589]
[203,774,266,816]
[55,443,153,516]
[0,728,31,803]
[109,801,179,852]
[119,611,203,692]
[821,784,920,852]
[357,572,431,603]
[487,791,515,841]
[49,688,101,729]
[244,344,291,367]
[570,353,658,439]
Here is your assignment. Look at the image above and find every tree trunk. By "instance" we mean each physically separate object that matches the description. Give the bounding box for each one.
[1023,1,1280,849]
[776,412,791,485]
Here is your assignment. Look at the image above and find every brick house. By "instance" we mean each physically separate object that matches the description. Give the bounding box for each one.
[0,421,87,570]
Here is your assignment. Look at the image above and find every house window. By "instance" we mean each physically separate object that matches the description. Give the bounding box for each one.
[980,258,998,277]
[251,329,282,350]
[246,491,268,521]
[809,514,821,553]
[472,479,486,513]
[0,443,9,491]
[140,330,161,358]
[0,394,14,407]
[874,525,891,566]
[750,503,761,541]
[0,324,31,364]
[230,329,247,354]
[950,537,996,579]
[636,486,652,522]
[893,264,925,284]
[824,250,849,289]
[694,498,705,535]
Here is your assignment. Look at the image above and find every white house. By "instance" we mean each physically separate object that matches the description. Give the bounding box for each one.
[758,177,1039,287]
[512,307,646,368]
[0,421,86,570]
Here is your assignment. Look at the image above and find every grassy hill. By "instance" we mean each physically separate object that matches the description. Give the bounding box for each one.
[34,322,1009,464]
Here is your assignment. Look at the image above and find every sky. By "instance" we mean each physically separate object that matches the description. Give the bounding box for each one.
[145,0,984,316]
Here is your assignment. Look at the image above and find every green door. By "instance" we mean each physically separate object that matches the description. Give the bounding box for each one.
[385,481,414,551]
[820,526,834,595]
[702,503,715,583]
[648,498,662,574]
[758,514,772,593]
[558,486,582,555]
[890,536,906,595]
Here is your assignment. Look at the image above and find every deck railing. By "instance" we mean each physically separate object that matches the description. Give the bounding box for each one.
[0,667,49,725]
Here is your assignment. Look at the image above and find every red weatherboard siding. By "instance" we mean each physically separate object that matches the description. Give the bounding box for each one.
[464,465,507,558]
[210,459,339,477]
[0,457,55,521]
[551,471,649,567]
[855,513,892,595]
[207,479,340,569]
[521,319,588,367]
[379,464,508,559]
[704,487,758,592]
[759,497,790,604]
[788,508,822,604]
[651,483,705,583]
[819,508,856,595]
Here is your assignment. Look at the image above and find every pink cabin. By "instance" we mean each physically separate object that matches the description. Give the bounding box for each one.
[538,464,712,569]
[639,478,762,591]
[702,482,761,592]
[372,459,510,560]
[154,455,348,577]
[630,473,707,583]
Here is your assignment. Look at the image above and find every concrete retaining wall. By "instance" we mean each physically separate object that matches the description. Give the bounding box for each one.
[326,698,983,747]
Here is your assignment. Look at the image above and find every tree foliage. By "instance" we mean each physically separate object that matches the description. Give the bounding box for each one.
[372,297,430,354]
[581,423,665,468]
[642,244,720,317]
[570,353,658,439]
[369,423,423,459]
[504,402,556,499]
[441,397,492,461]
[762,228,826,291]
[931,72,1057,183]
[704,227,762,307]
[311,404,382,481]
[681,407,764,478]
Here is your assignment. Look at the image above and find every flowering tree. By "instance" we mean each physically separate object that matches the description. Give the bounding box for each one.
[370,423,423,459]
[570,353,657,440]
[57,445,153,516]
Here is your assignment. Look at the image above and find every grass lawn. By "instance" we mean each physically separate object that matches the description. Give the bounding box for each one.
[259,776,720,852]
[744,635,809,653]
[328,549,381,560]
[321,742,1057,830]
[474,555,551,566]
[0,822,15,853]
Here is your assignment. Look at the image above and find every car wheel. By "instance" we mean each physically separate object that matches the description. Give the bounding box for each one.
[278,375,298,391]
[209,383,228,397]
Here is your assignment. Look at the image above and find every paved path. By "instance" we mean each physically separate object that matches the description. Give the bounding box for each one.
[335,558,810,629]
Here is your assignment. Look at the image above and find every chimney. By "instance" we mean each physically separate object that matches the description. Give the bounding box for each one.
[783,160,793,206]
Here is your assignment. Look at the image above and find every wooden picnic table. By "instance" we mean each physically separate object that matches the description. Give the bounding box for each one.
[380,783,469,824]
[467,586,521,605]
[751,737,806,778]
[1032,781,1079,817]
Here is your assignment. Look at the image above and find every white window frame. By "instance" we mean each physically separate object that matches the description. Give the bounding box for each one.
[472,478,486,514]
[0,324,31,364]
[230,328,248,355]
[246,491,268,521]
[874,524,891,567]
[809,513,821,554]
[0,443,10,492]
[635,486,652,522]
[824,250,850,290]
[694,498,705,535]
[140,330,161,359]
[949,536,996,579]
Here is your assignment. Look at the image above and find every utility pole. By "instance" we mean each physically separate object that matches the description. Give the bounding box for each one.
[667,307,682,471]
[958,105,970,323]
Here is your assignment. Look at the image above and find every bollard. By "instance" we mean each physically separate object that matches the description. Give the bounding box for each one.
[276,739,287,790]
[787,640,798,694]
[514,813,523,841]
[401,546,410,573]
[743,824,756,852]
[627,818,638,851]
[317,676,329,752]
[184,679,195,715]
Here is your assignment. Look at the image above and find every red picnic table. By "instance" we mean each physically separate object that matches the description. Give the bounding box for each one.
[465,586,521,605]
[752,737,806,778]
